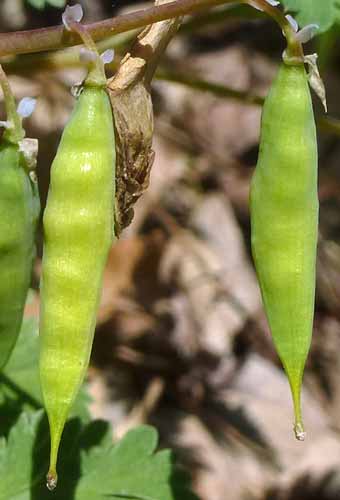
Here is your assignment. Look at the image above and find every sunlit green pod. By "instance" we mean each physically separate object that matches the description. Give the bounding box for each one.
[0,69,40,371]
[250,62,318,440]
[39,84,115,488]
[0,141,39,369]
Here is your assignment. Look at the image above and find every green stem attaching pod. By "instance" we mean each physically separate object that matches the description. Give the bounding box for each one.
[250,28,319,440]
[0,65,40,370]
[39,4,116,491]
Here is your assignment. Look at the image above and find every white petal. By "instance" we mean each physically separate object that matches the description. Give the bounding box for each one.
[285,14,299,32]
[62,4,83,31]
[101,49,115,65]
[296,24,319,43]
[17,97,36,118]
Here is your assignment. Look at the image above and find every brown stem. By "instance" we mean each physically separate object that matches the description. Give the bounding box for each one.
[0,0,296,58]
[67,21,98,54]
[0,0,234,56]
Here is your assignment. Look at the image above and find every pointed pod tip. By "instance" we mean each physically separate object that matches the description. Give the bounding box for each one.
[294,422,306,442]
[46,471,58,491]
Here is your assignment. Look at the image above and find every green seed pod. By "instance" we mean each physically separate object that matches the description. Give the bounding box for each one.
[0,69,40,369]
[250,61,318,440]
[39,59,115,488]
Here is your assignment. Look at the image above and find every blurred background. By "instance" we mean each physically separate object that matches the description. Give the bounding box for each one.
[3,1,340,499]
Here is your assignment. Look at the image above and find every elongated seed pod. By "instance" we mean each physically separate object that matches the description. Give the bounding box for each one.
[39,84,115,488]
[0,142,39,369]
[0,67,39,370]
[250,62,318,440]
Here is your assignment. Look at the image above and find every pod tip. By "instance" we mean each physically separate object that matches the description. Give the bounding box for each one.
[46,470,58,491]
[294,422,306,441]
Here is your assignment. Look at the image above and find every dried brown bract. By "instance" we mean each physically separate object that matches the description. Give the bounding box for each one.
[107,0,181,236]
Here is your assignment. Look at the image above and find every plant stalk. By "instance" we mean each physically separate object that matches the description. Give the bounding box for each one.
[0,0,299,58]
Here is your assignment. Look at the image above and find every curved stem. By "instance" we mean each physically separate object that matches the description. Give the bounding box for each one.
[67,21,98,54]
[157,68,265,105]
[0,0,298,58]
[0,65,23,143]
[66,21,106,86]
[181,3,265,32]
[158,69,337,137]
[318,116,340,136]
[245,0,303,60]
[0,0,234,56]
[1,32,138,74]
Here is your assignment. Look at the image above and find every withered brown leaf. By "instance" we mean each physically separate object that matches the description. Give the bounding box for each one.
[107,0,181,236]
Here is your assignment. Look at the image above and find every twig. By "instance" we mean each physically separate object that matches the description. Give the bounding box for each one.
[318,116,340,136]
[157,70,337,137]
[0,33,136,74]
[181,2,264,32]
[0,0,298,58]
[0,4,260,74]
[114,377,165,440]
[157,68,265,105]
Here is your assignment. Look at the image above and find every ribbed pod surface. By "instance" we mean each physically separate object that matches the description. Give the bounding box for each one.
[250,63,318,436]
[39,86,115,479]
[0,144,39,368]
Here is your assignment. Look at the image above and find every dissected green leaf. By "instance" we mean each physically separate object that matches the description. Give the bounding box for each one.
[0,412,198,500]
[281,0,337,33]
[77,426,171,499]
[1,318,42,410]
[0,315,90,428]
[76,425,198,500]
[0,412,40,499]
